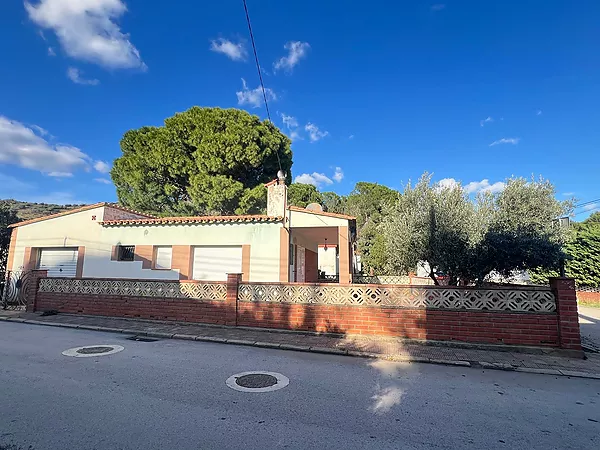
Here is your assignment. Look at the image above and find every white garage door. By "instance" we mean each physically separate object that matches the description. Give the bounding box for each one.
[38,248,78,278]
[192,246,242,281]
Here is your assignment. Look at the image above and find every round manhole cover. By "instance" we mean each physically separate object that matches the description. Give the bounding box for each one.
[76,346,115,355]
[226,371,289,393]
[62,345,124,358]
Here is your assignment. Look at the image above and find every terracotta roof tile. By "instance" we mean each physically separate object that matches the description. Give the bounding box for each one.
[101,215,283,227]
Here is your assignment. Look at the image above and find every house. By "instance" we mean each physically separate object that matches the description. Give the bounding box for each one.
[6,174,357,284]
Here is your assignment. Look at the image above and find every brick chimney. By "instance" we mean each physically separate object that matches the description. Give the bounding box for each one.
[266,171,287,218]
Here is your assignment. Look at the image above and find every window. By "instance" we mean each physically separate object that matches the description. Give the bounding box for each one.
[117,245,135,262]
[154,246,172,270]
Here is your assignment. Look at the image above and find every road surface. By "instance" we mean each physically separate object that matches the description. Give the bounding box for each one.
[579,305,600,350]
[1,322,598,450]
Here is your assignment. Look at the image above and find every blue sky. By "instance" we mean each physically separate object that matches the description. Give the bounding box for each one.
[1,1,599,218]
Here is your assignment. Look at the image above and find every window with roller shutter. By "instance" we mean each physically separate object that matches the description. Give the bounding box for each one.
[154,246,172,270]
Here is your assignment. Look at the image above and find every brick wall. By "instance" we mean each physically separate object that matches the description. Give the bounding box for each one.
[237,303,559,346]
[37,292,231,325]
[577,290,600,305]
[31,275,580,351]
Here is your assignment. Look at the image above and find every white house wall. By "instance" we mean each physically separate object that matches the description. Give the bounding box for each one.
[12,207,282,282]
[99,222,281,281]
[287,209,349,228]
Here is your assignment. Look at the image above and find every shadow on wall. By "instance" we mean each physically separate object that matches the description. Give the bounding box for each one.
[34,260,563,351]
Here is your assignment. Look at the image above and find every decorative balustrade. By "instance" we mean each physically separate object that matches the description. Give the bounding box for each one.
[238,283,556,313]
[38,278,227,301]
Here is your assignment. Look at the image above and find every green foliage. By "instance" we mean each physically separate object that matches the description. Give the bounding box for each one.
[0,199,83,221]
[288,183,323,208]
[531,220,600,286]
[585,212,600,224]
[344,182,398,273]
[0,202,20,284]
[111,107,293,216]
[321,191,345,213]
[380,174,571,285]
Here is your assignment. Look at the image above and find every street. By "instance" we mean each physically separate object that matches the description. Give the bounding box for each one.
[1,322,598,450]
[579,306,600,351]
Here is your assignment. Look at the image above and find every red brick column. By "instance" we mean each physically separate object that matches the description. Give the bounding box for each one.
[25,269,48,312]
[550,277,582,354]
[226,273,241,326]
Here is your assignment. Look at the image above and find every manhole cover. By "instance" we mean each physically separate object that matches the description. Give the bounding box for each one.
[236,373,278,388]
[76,346,115,355]
[226,371,289,393]
[62,345,124,358]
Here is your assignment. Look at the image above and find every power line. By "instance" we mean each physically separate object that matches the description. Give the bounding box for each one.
[574,206,600,216]
[574,198,600,208]
[242,0,282,172]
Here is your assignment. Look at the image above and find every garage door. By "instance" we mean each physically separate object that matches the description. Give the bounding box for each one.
[37,248,78,278]
[192,246,242,281]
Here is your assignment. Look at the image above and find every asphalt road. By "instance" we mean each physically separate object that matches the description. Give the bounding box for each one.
[579,306,600,349]
[1,323,599,450]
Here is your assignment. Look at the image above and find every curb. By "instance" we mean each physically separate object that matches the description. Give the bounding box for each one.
[3,317,600,380]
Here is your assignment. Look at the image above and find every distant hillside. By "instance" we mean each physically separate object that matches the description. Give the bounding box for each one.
[0,199,87,221]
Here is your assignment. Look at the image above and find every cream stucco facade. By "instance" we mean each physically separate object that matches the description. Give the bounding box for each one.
[8,193,357,284]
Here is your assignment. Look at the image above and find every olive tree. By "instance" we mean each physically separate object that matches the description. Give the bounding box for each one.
[380,174,571,285]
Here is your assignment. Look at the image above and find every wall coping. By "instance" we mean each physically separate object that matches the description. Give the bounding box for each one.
[240,281,553,291]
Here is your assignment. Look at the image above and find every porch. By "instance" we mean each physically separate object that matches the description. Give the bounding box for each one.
[286,225,352,284]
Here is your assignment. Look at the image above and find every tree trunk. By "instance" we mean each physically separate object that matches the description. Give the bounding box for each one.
[429,268,440,286]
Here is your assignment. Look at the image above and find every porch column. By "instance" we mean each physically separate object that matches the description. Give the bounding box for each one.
[279,227,290,282]
[338,226,351,284]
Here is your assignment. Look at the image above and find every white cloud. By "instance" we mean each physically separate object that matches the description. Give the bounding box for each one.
[536,109,543,116]
[273,41,310,73]
[294,172,333,188]
[464,179,506,194]
[210,38,247,61]
[30,124,49,137]
[279,113,302,141]
[562,192,575,196]
[430,4,446,11]
[48,46,56,56]
[25,0,146,70]
[436,178,460,191]
[0,115,90,177]
[489,137,520,146]
[280,113,298,129]
[67,67,99,85]
[47,171,73,178]
[236,78,276,108]
[348,134,354,140]
[333,167,344,182]
[94,178,112,185]
[480,116,493,127]
[305,122,328,142]
[583,203,598,211]
[93,160,111,173]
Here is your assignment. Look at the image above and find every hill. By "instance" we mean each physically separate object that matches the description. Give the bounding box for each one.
[0,199,86,221]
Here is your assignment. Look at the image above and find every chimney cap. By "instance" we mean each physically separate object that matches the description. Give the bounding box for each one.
[277,170,286,181]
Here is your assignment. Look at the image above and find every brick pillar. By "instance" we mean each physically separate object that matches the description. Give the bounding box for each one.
[550,277,583,355]
[338,226,351,284]
[226,273,241,326]
[25,269,48,312]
